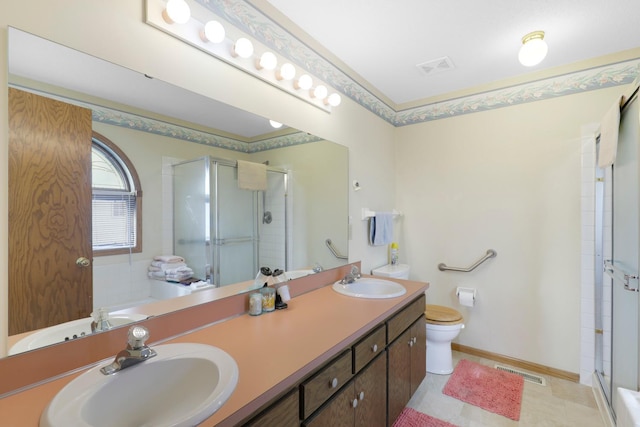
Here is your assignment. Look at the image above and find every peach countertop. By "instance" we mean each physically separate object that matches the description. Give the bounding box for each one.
[0,277,428,426]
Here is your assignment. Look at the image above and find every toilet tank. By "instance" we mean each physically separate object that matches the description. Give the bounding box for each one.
[371,264,410,279]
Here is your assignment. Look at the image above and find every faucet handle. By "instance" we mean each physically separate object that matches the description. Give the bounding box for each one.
[127,325,150,350]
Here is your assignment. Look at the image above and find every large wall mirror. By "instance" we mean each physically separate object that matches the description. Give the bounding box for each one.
[6,27,349,356]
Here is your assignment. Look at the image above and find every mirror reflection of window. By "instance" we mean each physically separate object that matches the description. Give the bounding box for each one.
[91,133,143,255]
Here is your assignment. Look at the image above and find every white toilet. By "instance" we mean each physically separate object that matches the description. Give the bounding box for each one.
[424,305,464,375]
[371,263,411,280]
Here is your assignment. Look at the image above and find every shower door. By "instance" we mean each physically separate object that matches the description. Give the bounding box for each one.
[212,161,258,286]
[601,92,640,416]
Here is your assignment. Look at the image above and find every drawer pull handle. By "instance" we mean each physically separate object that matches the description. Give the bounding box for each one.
[371,344,378,353]
[408,339,413,347]
[412,337,417,345]
[359,391,365,401]
[330,377,338,388]
[352,398,358,408]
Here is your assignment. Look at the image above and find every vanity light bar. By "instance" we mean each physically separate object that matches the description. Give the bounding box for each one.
[148,0,342,111]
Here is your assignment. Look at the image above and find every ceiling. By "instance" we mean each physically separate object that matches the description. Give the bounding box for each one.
[262,0,640,106]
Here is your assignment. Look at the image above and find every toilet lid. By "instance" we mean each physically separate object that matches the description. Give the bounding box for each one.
[425,304,463,324]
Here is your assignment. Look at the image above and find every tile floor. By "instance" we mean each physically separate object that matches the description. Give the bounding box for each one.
[406,351,608,427]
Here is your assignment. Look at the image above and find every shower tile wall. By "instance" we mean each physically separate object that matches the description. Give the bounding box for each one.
[259,173,286,270]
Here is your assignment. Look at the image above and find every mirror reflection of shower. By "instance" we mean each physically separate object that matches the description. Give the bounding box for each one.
[172,156,289,287]
[262,161,273,224]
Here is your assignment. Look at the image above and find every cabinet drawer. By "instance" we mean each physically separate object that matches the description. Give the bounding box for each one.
[387,294,425,343]
[301,349,353,419]
[353,324,385,373]
[244,388,299,427]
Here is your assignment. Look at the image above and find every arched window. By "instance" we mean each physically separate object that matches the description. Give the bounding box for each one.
[92,132,142,255]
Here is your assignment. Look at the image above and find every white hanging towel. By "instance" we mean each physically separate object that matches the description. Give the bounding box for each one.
[369,212,394,246]
[597,95,624,168]
[237,160,267,191]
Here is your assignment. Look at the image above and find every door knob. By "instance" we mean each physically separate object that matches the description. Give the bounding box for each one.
[76,257,91,267]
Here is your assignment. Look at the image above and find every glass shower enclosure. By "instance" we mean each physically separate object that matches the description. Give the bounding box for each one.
[172,156,288,287]
[595,88,640,418]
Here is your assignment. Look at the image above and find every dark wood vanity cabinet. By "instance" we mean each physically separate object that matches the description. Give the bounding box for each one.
[242,294,426,427]
[387,317,426,424]
[244,388,300,427]
[303,351,386,427]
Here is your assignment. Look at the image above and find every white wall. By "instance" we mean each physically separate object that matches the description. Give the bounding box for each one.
[395,86,629,373]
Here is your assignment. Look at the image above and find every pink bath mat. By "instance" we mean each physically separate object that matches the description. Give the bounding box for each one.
[442,359,524,420]
[392,407,458,427]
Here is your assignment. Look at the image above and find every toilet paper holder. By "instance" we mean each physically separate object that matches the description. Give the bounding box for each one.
[456,287,477,301]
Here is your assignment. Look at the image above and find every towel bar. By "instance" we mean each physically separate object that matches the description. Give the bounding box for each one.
[438,249,497,272]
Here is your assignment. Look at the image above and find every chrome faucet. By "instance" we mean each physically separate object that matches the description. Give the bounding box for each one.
[340,265,361,284]
[100,325,157,375]
[91,307,113,333]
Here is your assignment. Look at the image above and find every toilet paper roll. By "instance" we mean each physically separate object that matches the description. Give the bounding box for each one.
[457,288,475,307]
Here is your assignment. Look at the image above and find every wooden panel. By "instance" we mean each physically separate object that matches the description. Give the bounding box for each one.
[353,324,385,373]
[410,318,426,396]
[301,349,353,419]
[8,88,93,335]
[387,328,411,426]
[387,294,425,343]
[354,352,386,427]
[303,383,354,427]
[244,388,300,427]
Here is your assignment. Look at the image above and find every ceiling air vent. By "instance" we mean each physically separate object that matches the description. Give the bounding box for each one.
[416,56,455,77]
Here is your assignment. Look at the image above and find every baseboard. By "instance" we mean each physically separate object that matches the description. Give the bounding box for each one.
[451,343,580,383]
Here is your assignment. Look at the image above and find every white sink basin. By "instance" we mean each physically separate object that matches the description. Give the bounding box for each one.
[332,278,407,299]
[9,313,149,355]
[40,343,239,427]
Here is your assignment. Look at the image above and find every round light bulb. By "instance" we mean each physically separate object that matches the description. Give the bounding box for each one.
[269,120,283,129]
[277,63,296,81]
[325,93,342,107]
[312,85,328,99]
[232,38,254,59]
[201,20,225,43]
[163,0,191,24]
[258,52,278,70]
[295,74,313,90]
[518,31,548,67]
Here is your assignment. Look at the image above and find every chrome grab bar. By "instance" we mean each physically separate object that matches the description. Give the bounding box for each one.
[326,238,348,260]
[438,249,497,272]
[604,260,639,292]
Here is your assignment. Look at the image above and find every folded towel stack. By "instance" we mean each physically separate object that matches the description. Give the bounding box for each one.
[148,255,194,282]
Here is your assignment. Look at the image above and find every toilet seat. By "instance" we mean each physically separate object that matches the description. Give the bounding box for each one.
[425,304,463,325]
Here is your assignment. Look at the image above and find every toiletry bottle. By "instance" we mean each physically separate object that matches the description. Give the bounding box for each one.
[390,242,399,265]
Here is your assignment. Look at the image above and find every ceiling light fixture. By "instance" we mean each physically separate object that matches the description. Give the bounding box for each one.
[256,52,278,70]
[231,37,254,58]
[162,0,191,24]
[269,120,283,129]
[201,20,225,43]
[518,31,548,67]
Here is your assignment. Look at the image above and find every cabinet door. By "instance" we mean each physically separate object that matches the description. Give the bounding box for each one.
[303,383,354,427]
[387,327,412,424]
[244,388,299,427]
[410,318,427,396]
[354,353,386,427]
